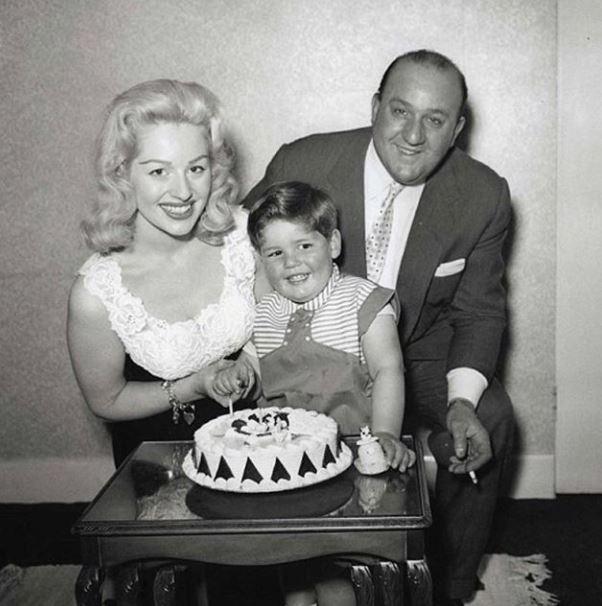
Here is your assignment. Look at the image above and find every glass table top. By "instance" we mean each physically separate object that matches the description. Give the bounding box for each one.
[74,437,430,535]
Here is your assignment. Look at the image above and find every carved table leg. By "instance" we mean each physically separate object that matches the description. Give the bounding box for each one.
[373,560,403,606]
[190,563,210,606]
[153,565,177,606]
[406,559,432,606]
[348,563,375,606]
[75,565,104,606]
[114,563,142,606]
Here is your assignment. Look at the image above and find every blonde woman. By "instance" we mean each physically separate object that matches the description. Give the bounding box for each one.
[68,79,256,467]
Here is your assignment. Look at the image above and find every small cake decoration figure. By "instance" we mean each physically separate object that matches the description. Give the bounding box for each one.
[354,425,389,475]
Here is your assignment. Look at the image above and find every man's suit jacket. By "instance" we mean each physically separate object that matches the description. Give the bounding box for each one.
[243,128,511,382]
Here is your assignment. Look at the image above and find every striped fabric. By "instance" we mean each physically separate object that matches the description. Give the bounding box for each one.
[254,265,378,362]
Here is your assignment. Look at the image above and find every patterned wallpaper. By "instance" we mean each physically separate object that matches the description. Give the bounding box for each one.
[0,1,556,473]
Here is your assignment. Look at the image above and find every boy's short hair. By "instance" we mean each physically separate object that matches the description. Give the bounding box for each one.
[247,181,338,250]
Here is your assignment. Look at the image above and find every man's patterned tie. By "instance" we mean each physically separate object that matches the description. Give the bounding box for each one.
[366,182,403,282]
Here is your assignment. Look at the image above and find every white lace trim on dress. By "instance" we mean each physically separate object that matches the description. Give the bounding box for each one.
[79,226,255,381]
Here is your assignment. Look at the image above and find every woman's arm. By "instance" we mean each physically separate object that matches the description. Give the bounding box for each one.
[361,313,415,471]
[67,277,229,421]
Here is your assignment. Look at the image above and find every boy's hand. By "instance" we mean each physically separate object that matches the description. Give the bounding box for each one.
[212,360,255,403]
[374,432,416,473]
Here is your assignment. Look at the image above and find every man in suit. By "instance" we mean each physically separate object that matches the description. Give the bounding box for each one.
[244,50,514,605]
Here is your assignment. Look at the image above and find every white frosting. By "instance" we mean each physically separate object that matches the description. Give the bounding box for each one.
[183,407,353,493]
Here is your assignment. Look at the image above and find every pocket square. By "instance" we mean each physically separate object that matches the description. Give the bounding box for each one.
[434,258,466,277]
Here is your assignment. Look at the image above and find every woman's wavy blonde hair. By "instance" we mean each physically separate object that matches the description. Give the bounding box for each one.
[82,79,239,253]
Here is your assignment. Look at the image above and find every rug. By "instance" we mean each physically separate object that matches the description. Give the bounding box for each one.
[0,564,80,605]
[0,554,559,605]
[466,554,559,606]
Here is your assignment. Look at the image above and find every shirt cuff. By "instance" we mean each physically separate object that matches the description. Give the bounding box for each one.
[446,367,489,408]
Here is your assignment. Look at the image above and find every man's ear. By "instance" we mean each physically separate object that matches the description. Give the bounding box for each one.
[452,115,466,145]
[329,229,342,260]
[371,93,381,125]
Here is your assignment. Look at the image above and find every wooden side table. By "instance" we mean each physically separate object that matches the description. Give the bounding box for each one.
[73,437,432,605]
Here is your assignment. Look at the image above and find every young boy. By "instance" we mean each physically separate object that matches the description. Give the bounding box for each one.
[217,180,414,468]
[214,181,415,605]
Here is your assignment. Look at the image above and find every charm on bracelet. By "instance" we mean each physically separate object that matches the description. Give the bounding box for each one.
[161,380,196,425]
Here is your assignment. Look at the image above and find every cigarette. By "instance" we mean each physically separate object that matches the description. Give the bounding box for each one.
[468,471,478,485]
[228,397,233,417]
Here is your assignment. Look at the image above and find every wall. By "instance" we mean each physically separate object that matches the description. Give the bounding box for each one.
[556,0,602,492]
[0,0,557,501]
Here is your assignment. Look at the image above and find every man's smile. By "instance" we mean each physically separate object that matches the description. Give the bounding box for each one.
[392,142,422,156]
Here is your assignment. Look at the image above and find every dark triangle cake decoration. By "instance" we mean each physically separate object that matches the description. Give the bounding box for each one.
[215,456,234,480]
[271,458,291,482]
[197,452,212,477]
[242,458,263,483]
[299,452,317,477]
[322,444,336,467]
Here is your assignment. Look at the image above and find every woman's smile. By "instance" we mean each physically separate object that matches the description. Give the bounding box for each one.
[160,201,195,219]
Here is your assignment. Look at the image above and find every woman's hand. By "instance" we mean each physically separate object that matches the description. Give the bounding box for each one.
[374,431,416,473]
[185,360,238,407]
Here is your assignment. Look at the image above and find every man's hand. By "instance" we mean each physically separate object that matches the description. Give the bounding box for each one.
[446,398,492,474]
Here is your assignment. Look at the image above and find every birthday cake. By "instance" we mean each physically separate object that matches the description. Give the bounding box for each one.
[182,407,353,493]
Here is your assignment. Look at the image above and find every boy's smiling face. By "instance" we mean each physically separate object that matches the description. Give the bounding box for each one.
[258,219,341,303]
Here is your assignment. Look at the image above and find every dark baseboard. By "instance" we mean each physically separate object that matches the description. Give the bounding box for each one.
[0,502,88,568]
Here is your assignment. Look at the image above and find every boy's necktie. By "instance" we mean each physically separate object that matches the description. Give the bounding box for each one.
[366,182,403,282]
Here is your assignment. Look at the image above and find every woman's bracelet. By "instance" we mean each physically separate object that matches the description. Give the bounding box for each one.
[161,380,196,425]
